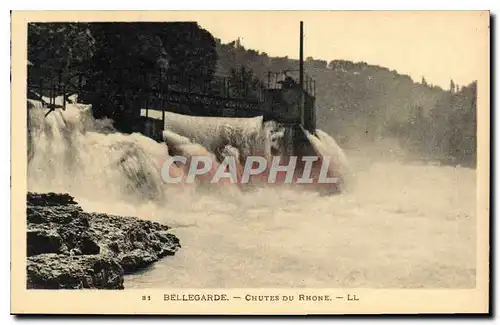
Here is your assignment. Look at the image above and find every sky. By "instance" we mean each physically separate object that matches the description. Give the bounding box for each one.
[163,11,488,89]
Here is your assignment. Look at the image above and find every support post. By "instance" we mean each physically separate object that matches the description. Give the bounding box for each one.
[39,78,44,107]
[60,70,66,110]
[299,21,305,126]
[161,70,165,129]
[161,94,165,130]
[50,79,55,107]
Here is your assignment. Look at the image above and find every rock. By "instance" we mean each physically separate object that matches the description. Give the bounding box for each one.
[70,248,82,256]
[79,234,101,255]
[107,241,120,254]
[27,205,83,225]
[88,213,181,268]
[133,241,146,250]
[26,192,181,289]
[27,228,67,256]
[27,254,124,289]
[120,249,157,274]
[27,192,79,207]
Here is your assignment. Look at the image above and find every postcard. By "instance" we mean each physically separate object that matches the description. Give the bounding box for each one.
[11,10,490,315]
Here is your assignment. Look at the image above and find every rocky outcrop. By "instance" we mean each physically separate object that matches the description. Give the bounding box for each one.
[27,254,124,289]
[26,192,181,289]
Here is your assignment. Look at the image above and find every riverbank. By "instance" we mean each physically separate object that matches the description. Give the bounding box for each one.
[26,192,181,289]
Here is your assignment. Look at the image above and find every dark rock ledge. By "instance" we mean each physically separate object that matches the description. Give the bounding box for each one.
[26,192,181,289]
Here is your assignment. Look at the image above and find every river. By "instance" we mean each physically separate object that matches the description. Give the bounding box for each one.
[27,101,476,289]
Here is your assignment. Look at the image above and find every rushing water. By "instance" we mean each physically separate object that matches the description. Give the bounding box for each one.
[27,100,476,289]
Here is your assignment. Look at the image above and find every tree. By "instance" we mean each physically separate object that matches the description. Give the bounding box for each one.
[28,23,96,81]
[228,66,264,101]
[79,22,219,129]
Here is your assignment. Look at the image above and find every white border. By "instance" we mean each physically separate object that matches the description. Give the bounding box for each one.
[3,1,497,323]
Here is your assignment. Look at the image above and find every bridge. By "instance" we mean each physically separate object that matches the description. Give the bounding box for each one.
[27,22,317,156]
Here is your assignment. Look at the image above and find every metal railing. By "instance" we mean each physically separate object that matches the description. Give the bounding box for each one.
[27,64,317,126]
[27,65,271,109]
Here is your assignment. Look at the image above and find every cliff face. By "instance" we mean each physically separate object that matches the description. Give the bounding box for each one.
[26,192,181,289]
